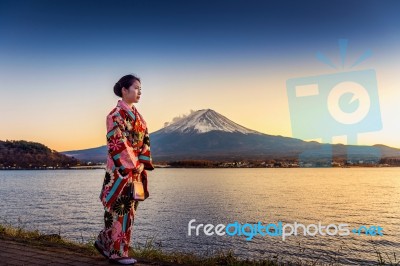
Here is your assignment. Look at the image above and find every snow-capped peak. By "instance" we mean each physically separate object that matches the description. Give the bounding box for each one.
[158,109,262,135]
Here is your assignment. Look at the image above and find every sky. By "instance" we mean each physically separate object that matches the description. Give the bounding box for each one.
[0,0,399,151]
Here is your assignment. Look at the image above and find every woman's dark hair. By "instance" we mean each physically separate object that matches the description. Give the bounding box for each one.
[113,74,141,97]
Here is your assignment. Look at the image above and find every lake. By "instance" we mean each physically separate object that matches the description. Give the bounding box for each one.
[0,168,399,265]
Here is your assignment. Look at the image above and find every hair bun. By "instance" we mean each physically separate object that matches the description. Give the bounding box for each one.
[113,82,123,97]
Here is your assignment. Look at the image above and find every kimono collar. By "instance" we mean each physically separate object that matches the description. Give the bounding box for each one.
[117,100,136,121]
[116,100,147,127]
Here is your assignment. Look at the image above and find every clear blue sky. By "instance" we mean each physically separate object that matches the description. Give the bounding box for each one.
[0,0,399,150]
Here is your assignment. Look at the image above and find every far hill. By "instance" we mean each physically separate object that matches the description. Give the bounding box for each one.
[0,140,80,169]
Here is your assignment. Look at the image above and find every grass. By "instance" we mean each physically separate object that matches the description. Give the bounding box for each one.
[0,221,398,265]
[0,221,283,265]
[130,236,283,265]
[0,220,99,256]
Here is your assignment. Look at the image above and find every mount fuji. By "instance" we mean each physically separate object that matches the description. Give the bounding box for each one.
[62,109,400,162]
[157,109,261,135]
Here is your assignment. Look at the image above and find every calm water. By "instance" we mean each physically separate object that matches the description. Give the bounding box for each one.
[0,168,399,265]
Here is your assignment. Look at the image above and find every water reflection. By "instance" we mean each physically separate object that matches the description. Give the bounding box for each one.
[0,168,399,265]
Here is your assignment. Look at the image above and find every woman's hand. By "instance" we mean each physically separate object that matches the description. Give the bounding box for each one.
[137,163,145,174]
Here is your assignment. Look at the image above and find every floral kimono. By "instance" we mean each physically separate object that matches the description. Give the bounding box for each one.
[97,99,154,259]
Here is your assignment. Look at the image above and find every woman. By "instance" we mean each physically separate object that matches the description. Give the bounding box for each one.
[95,74,154,265]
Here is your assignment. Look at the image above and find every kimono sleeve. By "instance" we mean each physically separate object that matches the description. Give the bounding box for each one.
[138,128,155,170]
[106,112,140,175]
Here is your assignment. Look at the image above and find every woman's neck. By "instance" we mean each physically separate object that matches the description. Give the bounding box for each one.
[122,98,134,108]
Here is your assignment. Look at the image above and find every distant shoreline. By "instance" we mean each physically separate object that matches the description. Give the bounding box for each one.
[1,165,399,170]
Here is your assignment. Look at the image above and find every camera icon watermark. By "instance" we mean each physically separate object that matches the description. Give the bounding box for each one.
[286,40,382,166]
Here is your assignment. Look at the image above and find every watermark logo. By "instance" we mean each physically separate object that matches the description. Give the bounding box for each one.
[286,39,382,166]
[188,219,384,241]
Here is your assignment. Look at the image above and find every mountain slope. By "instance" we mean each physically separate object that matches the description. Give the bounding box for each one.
[61,109,400,162]
[158,109,261,135]
[61,145,107,163]
[0,140,80,168]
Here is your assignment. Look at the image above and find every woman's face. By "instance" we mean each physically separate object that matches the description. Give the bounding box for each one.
[122,80,141,104]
